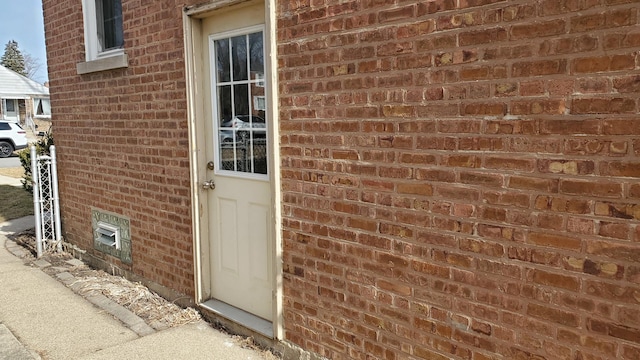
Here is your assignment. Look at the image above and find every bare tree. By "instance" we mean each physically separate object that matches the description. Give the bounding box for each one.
[1,41,44,82]
[24,53,43,82]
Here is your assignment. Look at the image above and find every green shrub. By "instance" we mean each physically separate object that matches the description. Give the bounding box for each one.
[19,131,54,194]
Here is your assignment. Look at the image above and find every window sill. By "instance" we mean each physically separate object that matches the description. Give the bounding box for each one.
[77,53,128,75]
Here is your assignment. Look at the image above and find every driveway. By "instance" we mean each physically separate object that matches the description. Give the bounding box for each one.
[0,154,20,168]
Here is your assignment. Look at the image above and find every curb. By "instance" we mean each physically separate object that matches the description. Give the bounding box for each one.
[0,324,40,360]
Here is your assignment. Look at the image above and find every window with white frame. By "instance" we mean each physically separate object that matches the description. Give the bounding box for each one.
[81,0,125,62]
[33,98,51,117]
[253,96,266,111]
[213,29,268,176]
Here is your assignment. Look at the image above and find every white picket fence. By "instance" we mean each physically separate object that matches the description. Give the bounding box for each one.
[32,145,62,257]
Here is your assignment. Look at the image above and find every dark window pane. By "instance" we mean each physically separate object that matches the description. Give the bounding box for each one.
[231,35,247,81]
[240,144,250,173]
[96,0,124,51]
[217,85,232,125]
[248,32,264,77]
[215,38,230,82]
[233,84,249,116]
[251,135,267,174]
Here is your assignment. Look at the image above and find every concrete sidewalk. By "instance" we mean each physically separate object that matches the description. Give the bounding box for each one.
[0,173,22,187]
[0,216,273,360]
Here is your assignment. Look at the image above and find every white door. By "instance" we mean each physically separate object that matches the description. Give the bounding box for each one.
[3,99,18,121]
[202,4,273,321]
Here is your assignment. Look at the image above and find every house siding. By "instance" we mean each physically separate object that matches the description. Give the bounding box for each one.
[43,0,640,359]
[42,0,200,297]
[277,1,640,359]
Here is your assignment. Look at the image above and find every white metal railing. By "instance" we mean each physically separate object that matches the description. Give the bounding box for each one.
[25,114,37,135]
[32,145,62,257]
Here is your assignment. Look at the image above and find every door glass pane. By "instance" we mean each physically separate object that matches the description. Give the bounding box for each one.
[216,38,230,82]
[248,32,265,121]
[233,84,249,117]
[248,32,263,76]
[231,35,247,81]
[252,132,267,174]
[217,85,232,125]
[218,85,234,147]
[5,100,14,112]
[214,31,267,176]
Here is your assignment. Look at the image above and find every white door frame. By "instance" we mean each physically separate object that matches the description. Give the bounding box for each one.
[3,99,19,121]
[182,0,282,340]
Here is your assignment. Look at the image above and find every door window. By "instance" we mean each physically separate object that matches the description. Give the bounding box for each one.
[212,29,267,176]
[5,100,15,112]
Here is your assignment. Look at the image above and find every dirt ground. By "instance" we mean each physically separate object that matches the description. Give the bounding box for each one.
[10,228,201,330]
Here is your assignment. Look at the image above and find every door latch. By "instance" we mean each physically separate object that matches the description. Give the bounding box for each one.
[202,179,216,190]
[207,161,215,170]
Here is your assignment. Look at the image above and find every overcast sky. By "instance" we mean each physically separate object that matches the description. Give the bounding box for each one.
[0,0,48,83]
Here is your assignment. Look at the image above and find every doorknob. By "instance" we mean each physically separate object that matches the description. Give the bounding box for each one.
[202,180,216,190]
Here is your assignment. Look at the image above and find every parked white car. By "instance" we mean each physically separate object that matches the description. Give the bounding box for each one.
[0,120,28,158]
[219,115,266,143]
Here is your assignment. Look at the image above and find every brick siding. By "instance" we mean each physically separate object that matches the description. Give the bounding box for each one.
[43,0,640,359]
[277,1,640,359]
[42,0,200,297]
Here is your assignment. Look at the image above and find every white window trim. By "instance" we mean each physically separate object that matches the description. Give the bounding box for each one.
[78,0,128,74]
[33,97,51,118]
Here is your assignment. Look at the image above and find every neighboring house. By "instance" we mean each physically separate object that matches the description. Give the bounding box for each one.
[0,65,50,123]
[42,1,640,359]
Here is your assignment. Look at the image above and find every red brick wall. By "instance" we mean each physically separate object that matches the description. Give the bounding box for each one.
[42,0,199,296]
[278,1,640,359]
[43,0,640,358]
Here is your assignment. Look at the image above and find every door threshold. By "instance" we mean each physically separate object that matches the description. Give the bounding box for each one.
[201,299,273,338]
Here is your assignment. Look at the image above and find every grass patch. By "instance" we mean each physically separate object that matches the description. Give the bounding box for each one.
[0,185,33,222]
